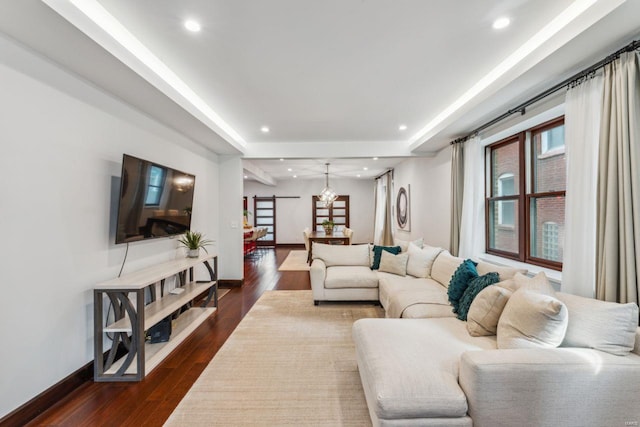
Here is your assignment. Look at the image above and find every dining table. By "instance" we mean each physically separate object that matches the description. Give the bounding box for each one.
[307,230,350,263]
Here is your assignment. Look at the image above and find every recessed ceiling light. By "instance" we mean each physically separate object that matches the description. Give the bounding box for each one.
[287,168,292,172]
[260,126,270,133]
[184,20,201,32]
[398,124,407,131]
[280,158,284,161]
[357,174,361,178]
[373,157,379,160]
[363,167,368,171]
[492,17,510,30]
[293,175,297,178]
[243,175,248,179]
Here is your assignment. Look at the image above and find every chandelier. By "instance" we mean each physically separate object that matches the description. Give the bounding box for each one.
[318,163,338,207]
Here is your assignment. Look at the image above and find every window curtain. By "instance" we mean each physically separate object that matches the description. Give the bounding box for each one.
[450,143,464,256]
[596,50,640,305]
[562,73,603,298]
[458,135,484,258]
[373,171,394,245]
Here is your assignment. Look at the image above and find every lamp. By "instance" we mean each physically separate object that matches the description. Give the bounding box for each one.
[318,163,338,207]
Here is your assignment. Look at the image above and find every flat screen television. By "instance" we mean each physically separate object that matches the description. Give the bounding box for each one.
[115,154,196,244]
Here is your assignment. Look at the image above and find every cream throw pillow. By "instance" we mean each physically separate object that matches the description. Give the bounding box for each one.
[430,251,464,288]
[406,243,443,278]
[394,237,424,252]
[467,284,513,337]
[557,292,639,355]
[502,272,556,296]
[497,288,568,349]
[378,251,409,276]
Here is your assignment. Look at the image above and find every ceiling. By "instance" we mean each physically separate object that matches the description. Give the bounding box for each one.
[1,1,639,182]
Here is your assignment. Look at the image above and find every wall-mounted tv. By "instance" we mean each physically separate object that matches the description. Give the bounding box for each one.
[115,154,196,244]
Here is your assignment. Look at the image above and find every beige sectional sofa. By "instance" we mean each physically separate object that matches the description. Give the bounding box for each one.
[310,241,640,426]
[310,241,523,316]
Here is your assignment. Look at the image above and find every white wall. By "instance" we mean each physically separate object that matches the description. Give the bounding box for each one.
[244,177,375,244]
[218,156,244,280]
[393,148,452,250]
[0,36,225,417]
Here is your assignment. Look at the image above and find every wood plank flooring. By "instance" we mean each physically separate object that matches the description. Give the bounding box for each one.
[24,248,310,427]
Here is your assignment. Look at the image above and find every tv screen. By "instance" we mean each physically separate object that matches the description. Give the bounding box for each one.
[115,154,196,244]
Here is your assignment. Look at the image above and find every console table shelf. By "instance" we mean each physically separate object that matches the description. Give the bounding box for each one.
[94,254,218,382]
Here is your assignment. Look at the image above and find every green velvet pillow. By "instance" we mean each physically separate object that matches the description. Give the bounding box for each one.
[371,245,401,270]
[447,259,478,313]
[457,272,501,321]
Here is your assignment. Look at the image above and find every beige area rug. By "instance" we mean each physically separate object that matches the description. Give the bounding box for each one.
[165,290,383,426]
[278,250,311,271]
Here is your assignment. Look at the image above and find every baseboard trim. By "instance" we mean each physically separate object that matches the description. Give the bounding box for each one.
[0,360,93,427]
[219,279,243,288]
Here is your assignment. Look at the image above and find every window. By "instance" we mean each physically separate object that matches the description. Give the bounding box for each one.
[312,196,350,231]
[145,165,165,206]
[486,117,565,269]
[497,173,515,226]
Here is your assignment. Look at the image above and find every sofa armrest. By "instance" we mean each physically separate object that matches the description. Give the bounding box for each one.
[310,259,327,302]
[459,348,640,427]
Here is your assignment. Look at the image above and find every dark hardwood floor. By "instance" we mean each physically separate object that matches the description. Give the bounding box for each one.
[24,248,310,427]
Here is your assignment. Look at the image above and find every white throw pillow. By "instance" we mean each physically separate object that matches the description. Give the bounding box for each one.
[497,288,568,349]
[467,284,513,337]
[378,251,409,276]
[556,292,639,355]
[406,243,443,278]
[430,251,464,288]
[394,237,424,252]
[502,272,556,296]
[476,262,527,280]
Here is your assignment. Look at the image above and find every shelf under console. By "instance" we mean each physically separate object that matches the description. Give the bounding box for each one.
[94,254,218,382]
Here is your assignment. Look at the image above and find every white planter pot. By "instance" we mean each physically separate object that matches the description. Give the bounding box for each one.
[187,249,200,258]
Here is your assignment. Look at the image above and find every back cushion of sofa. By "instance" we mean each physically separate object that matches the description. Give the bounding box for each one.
[476,261,527,280]
[556,292,639,356]
[431,251,464,288]
[312,242,370,267]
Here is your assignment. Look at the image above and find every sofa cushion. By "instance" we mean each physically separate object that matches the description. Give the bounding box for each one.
[378,275,454,319]
[447,259,478,313]
[371,245,401,270]
[406,243,443,278]
[476,261,527,280]
[394,237,424,252]
[557,292,639,356]
[324,266,379,289]
[456,272,500,321]
[431,251,464,288]
[378,250,408,276]
[353,318,496,420]
[497,289,568,349]
[312,242,370,267]
[467,284,513,337]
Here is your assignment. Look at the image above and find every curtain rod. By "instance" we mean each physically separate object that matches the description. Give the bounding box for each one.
[374,168,394,180]
[450,39,640,145]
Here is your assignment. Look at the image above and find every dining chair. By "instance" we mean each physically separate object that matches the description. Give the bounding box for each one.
[343,227,353,245]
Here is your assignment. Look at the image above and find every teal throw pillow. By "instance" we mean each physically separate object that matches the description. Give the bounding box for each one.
[371,245,401,270]
[447,259,478,313]
[456,272,501,321]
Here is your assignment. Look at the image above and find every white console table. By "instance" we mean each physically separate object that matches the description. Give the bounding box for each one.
[94,254,218,382]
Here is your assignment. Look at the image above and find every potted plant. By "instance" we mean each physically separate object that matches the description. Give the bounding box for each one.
[178,230,214,258]
[322,219,335,234]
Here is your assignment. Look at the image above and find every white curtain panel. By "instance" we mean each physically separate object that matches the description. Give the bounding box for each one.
[373,175,386,245]
[458,135,485,258]
[562,74,603,298]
